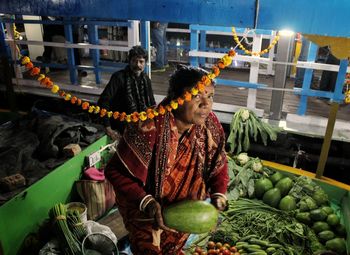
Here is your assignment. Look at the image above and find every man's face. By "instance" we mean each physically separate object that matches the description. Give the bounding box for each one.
[129,56,146,76]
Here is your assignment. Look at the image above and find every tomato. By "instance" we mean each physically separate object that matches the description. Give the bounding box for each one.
[207,241,216,249]
[219,247,227,252]
[215,242,223,249]
[201,252,207,255]
[207,249,217,255]
[223,243,231,249]
[222,250,231,255]
[229,246,237,252]
[192,253,199,255]
[195,247,203,253]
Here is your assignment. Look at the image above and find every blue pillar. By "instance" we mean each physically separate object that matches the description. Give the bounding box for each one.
[0,23,11,58]
[189,25,199,67]
[297,42,318,115]
[199,30,206,67]
[64,20,77,85]
[88,23,101,84]
[140,21,150,76]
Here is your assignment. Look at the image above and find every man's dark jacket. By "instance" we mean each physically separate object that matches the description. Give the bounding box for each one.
[97,66,156,133]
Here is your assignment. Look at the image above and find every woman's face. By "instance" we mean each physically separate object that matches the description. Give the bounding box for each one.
[175,85,215,126]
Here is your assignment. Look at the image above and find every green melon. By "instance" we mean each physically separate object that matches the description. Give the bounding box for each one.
[254,178,273,198]
[278,195,296,211]
[275,177,293,196]
[163,200,218,234]
[269,172,284,184]
[262,188,281,208]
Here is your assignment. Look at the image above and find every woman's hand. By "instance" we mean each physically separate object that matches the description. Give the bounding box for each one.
[211,196,227,211]
[105,126,121,141]
[145,199,176,232]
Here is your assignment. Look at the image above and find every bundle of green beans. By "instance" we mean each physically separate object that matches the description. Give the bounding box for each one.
[49,203,82,255]
[220,199,312,255]
[227,108,281,154]
[67,209,87,242]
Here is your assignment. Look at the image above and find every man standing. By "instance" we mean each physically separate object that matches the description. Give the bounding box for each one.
[151,22,168,72]
[97,46,156,140]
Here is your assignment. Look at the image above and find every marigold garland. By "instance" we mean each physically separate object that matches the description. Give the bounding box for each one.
[18,26,288,122]
[232,27,280,56]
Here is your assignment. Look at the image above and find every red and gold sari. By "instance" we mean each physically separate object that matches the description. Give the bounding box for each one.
[106,111,228,255]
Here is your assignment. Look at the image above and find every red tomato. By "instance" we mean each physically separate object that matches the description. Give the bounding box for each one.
[195,247,203,253]
[230,246,237,252]
[219,247,227,252]
[222,250,231,255]
[207,249,217,255]
[215,242,223,249]
[207,241,216,249]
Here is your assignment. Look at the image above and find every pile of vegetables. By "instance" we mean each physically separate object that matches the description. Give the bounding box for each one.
[227,108,281,154]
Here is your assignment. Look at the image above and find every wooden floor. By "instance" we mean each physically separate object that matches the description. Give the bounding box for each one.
[25,62,350,122]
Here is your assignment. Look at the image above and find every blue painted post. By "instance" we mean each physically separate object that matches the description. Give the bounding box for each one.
[0,23,11,58]
[88,23,101,84]
[199,30,206,67]
[64,20,77,85]
[332,59,349,103]
[297,42,318,115]
[189,25,199,67]
[140,21,150,76]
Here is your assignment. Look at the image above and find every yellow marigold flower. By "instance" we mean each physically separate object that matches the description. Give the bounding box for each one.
[51,85,60,93]
[222,55,233,66]
[184,91,192,101]
[107,111,113,118]
[345,97,350,104]
[94,106,100,114]
[21,56,30,65]
[158,105,166,115]
[244,50,251,55]
[37,74,45,81]
[82,102,89,110]
[177,97,184,105]
[153,109,159,116]
[207,73,216,80]
[126,115,131,122]
[191,87,199,96]
[64,94,72,101]
[88,106,95,113]
[139,111,147,121]
[170,100,178,110]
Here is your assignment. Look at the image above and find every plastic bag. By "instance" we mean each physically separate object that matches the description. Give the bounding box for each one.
[84,220,117,245]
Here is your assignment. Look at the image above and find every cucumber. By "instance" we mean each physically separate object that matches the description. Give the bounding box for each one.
[266,247,276,254]
[163,200,218,233]
[248,252,267,255]
[249,238,269,247]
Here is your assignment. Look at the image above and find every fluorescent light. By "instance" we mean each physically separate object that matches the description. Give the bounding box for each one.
[279,30,295,36]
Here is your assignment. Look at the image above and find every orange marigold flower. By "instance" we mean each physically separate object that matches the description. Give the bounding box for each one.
[77,99,82,106]
[44,79,53,88]
[201,75,211,85]
[82,102,89,110]
[25,62,34,70]
[197,82,205,92]
[21,56,30,65]
[119,112,126,121]
[177,97,184,105]
[146,111,155,119]
[184,91,192,101]
[212,66,220,76]
[158,105,166,115]
[113,112,120,119]
[217,61,225,69]
[166,105,172,112]
[64,94,72,101]
[30,67,40,76]
[139,111,147,121]
[170,100,178,110]
[131,112,139,122]
[100,108,107,117]
[58,90,66,97]
[71,96,78,104]
[228,49,236,57]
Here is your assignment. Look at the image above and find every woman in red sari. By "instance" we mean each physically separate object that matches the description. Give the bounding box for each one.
[106,65,229,255]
